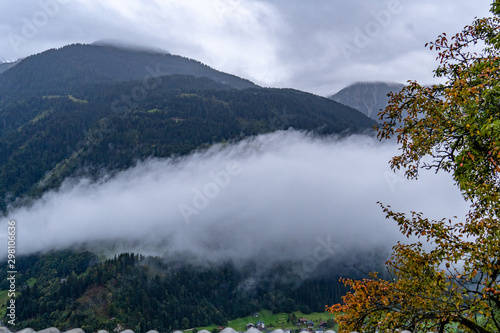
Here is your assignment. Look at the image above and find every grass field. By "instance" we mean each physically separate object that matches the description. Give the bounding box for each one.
[0,278,37,318]
[0,289,9,318]
[196,309,338,332]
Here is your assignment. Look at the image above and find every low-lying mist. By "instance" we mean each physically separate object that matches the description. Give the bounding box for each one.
[2,130,468,268]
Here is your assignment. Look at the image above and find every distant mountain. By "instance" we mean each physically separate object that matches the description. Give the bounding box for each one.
[0,59,20,74]
[329,82,405,121]
[0,43,256,100]
[91,38,170,54]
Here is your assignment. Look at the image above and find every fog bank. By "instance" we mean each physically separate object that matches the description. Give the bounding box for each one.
[2,131,468,265]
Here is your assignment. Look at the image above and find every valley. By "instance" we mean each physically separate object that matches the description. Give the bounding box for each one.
[0,42,391,332]
[0,2,496,333]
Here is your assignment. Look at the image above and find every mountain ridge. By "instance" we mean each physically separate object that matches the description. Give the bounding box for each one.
[91,38,171,54]
[0,59,20,74]
[329,81,405,121]
[0,43,257,100]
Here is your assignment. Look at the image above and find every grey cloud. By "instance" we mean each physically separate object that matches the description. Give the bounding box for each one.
[267,0,492,95]
[0,0,492,95]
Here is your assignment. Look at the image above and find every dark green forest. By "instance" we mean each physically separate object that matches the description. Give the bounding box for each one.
[0,250,388,332]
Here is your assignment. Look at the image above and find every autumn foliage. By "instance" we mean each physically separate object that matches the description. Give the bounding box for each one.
[326,2,500,333]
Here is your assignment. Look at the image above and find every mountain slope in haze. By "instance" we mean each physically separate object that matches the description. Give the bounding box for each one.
[0,59,20,74]
[0,43,256,100]
[92,38,170,54]
[329,82,405,121]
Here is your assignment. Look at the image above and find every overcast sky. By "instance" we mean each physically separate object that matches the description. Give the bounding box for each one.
[0,0,493,95]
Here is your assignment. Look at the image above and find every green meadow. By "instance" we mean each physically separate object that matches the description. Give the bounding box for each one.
[196,309,338,332]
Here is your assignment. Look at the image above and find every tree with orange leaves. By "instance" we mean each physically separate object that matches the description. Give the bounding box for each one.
[327,2,500,333]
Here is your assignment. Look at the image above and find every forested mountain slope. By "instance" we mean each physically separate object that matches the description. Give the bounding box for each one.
[0,43,256,101]
[0,73,374,211]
